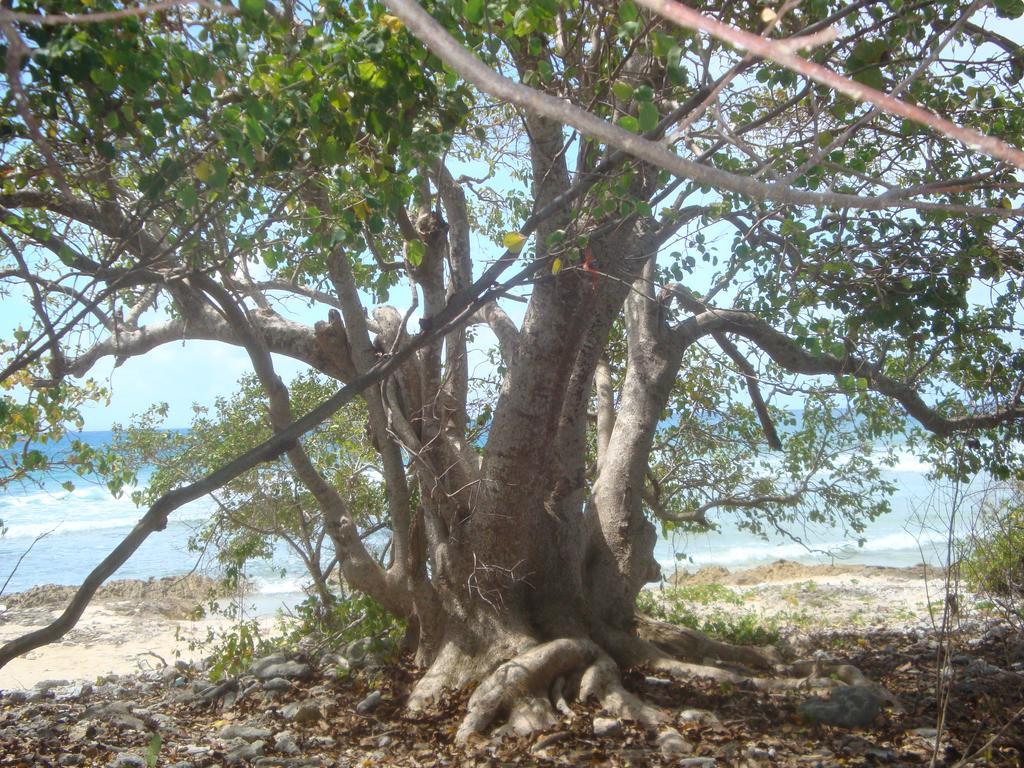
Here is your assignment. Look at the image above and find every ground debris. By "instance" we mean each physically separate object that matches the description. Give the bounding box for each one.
[0,624,1022,767]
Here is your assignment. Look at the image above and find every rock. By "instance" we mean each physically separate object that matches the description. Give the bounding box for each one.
[254,660,312,682]
[355,690,382,714]
[345,637,373,667]
[68,722,96,742]
[262,677,294,693]
[964,658,1004,678]
[35,678,71,693]
[196,678,239,702]
[58,755,85,767]
[219,723,273,742]
[250,653,288,677]
[106,711,148,731]
[798,685,881,729]
[678,708,721,726]
[225,739,266,765]
[592,717,622,737]
[282,700,322,725]
[910,727,938,739]
[107,755,146,768]
[678,759,716,768]
[274,730,300,755]
[254,758,323,767]
[657,727,692,757]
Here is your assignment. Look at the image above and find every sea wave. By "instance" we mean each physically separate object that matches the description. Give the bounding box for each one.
[661,526,950,570]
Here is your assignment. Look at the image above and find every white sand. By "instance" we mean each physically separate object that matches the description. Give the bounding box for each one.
[0,601,236,690]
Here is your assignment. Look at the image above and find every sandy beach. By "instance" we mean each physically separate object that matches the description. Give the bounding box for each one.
[0,561,964,691]
[0,575,272,690]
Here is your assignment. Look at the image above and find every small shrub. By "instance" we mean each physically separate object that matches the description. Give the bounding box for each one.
[638,585,779,646]
[960,483,1024,628]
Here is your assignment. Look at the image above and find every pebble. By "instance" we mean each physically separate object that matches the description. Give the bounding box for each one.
[592,717,622,737]
[225,738,266,765]
[106,755,146,768]
[798,686,881,729]
[219,723,273,742]
[282,700,322,725]
[254,660,313,681]
[678,708,720,725]
[262,676,294,693]
[355,690,382,714]
[274,730,300,755]
[656,727,692,757]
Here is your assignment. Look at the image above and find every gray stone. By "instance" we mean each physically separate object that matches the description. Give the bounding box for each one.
[282,700,322,725]
[656,727,692,757]
[798,685,881,729]
[34,679,70,693]
[345,637,372,663]
[262,677,294,693]
[254,758,323,767]
[68,722,96,742]
[107,755,146,768]
[225,739,266,765]
[254,661,312,682]
[107,712,148,731]
[58,755,84,767]
[592,717,622,737]
[220,723,273,742]
[678,708,721,726]
[250,653,288,677]
[678,760,716,768]
[274,730,300,755]
[910,727,938,739]
[355,690,382,714]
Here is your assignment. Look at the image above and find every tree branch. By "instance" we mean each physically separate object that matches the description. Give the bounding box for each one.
[384,0,1024,215]
[635,0,1024,171]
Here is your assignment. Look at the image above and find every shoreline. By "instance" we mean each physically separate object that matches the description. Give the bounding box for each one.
[0,560,958,690]
[0,575,280,691]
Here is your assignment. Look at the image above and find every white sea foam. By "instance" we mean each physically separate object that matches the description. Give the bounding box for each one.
[3,515,144,540]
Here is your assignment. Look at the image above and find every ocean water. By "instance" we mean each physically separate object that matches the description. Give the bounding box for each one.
[654,450,961,575]
[0,432,966,607]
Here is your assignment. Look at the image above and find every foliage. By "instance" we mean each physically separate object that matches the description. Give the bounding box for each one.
[114,372,385,601]
[180,591,404,681]
[960,482,1024,628]
[637,585,780,647]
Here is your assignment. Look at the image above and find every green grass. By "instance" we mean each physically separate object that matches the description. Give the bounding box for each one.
[638,584,780,646]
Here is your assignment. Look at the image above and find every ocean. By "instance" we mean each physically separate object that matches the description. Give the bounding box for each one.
[0,431,969,610]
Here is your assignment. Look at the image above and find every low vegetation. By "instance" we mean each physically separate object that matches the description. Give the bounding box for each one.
[960,482,1024,629]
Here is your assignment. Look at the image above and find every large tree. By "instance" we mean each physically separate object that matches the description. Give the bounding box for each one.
[2,0,1024,740]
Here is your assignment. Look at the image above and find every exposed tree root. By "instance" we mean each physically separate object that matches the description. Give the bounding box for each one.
[637,615,782,670]
[416,622,901,743]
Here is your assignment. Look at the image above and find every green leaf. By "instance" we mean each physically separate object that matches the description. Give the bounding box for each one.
[240,0,265,19]
[612,82,634,102]
[90,68,117,95]
[145,733,162,768]
[618,115,639,133]
[465,0,484,24]
[406,239,425,266]
[638,101,659,133]
[194,161,213,183]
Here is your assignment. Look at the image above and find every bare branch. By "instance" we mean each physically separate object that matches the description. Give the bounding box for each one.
[385,0,1024,215]
[636,0,1024,171]
[0,0,234,25]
